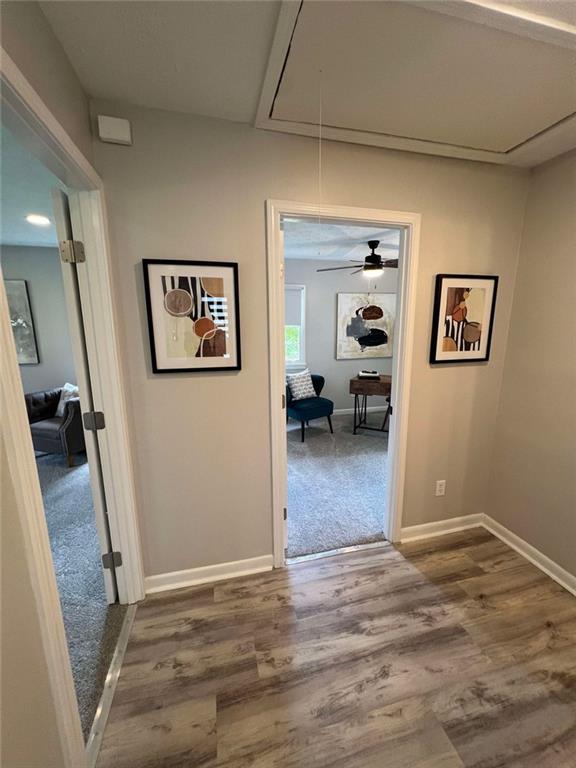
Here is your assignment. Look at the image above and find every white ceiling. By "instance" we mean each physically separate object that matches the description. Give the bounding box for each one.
[283,218,400,261]
[38,0,576,166]
[502,2,576,25]
[272,1,576,154]
[40,1,280,123]
[0,126,63,248]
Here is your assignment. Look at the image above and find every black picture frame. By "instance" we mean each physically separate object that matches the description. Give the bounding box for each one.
[143,259,241,373]
[429,274,498,365]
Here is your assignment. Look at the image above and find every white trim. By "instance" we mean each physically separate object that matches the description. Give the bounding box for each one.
[145,555,274,594]
[400,513,576,598]
[400,514,485,542]
[255,3,576,168]
[0,48,100,190]
[0,44,146,768]
[69,192,145,605]
[333,405,387,416]
[86,605,137,768]
[267,200,421,567]
[0,48,145,607]
[0,277,85,767]
[415,0,576,50]
[483,515,576,598]
[255,0,302,128]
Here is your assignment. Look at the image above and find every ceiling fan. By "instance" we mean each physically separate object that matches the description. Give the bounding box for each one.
[316,240,398,275]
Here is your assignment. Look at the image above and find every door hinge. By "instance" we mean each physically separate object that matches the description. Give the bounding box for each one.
[83,411,105,431]
[102,551,122,569]
[282,394,286,410]
[59,239,85,263]
[283,507,287,521]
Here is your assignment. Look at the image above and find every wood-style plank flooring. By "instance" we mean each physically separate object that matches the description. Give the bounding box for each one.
[97,529,576,767]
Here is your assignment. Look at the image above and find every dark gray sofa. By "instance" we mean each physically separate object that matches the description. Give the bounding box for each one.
[24,388,86,466]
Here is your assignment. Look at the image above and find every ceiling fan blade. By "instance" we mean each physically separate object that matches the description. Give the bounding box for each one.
[316,265,358,272]
[383,259,399,268]
[351,268,364,274]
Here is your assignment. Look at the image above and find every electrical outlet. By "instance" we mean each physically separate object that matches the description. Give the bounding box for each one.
[435,480,446,497]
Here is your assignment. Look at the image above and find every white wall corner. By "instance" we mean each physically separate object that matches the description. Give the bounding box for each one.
[400,513,576,598]
[483,515,576,598]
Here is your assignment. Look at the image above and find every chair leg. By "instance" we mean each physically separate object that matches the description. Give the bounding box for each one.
[301,421,305,442]
[327,415,334,434]
[67,452,74,468]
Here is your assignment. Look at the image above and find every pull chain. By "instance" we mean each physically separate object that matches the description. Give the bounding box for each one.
[317,68,323,258]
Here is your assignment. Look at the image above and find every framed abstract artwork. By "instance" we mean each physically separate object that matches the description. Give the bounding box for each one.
[336,292,396,359]
[430,274,498,364]
[6,279,39,365]
[143,259,241,373]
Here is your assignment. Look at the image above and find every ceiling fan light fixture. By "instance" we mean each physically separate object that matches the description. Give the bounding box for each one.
[363,265,384,276]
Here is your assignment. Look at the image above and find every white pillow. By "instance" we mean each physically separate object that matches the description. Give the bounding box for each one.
[56,382,79,418]
[286,369,317,401]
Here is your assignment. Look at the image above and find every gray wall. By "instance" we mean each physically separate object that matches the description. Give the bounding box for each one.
[91,99,528,578]
[285,258,397,410]
[489,153,576,576]
[0,1,93,162]
[1,246,76,393]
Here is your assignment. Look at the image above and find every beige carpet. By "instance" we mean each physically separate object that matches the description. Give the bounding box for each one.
[287,413,388,557]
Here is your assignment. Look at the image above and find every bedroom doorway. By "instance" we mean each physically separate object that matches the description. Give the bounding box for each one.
[267,200,421,566]
[0,123,126,743]
[283,218,399,559]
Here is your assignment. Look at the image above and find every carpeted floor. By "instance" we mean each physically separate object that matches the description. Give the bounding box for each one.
[36,453,126,741]
[287,413,388,558]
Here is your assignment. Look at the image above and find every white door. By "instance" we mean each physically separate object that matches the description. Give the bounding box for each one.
[279,224,288,557]
[52,189,118,604]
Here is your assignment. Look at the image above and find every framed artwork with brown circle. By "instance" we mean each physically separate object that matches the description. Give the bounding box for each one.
[143,259,241,373]
[430,274,498,364]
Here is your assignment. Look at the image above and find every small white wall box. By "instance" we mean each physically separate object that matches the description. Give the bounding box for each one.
[97,115,132,146]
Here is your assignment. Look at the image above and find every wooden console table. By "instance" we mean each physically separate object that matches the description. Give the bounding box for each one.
[349,375,392,435]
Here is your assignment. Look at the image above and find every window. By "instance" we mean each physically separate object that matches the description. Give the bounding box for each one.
[285,284,306,369]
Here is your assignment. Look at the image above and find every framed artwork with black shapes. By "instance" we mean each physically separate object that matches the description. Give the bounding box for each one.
[430,274,498,364]
[143,259,241,373]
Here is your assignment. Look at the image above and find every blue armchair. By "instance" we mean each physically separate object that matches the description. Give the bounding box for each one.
[286,374,334,442]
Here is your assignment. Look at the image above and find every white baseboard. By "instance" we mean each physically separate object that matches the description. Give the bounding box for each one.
[401,513,576,597]
[333,406,387,416]
[400,514,484,542]
[145,554,274,594]
[483,515,576,598]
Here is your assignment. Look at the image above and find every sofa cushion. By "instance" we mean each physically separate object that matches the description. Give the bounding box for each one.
[286,369,317,401]
[25,389,61,422]
[30,418,63,437]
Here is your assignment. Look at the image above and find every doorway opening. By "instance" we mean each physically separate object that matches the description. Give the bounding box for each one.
[1,124,125,741]
[267,200,421,567]
[283,217,400,558]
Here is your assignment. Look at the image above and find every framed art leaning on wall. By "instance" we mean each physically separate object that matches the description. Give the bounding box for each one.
[430,274,498,364]
[143,259,241,372]
[6,279,40,365]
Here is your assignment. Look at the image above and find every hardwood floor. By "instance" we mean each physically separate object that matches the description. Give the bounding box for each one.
[97,529,576,768]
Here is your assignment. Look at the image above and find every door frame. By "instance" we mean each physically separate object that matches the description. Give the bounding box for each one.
[1,48,145,766]
[266,200,421,567]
